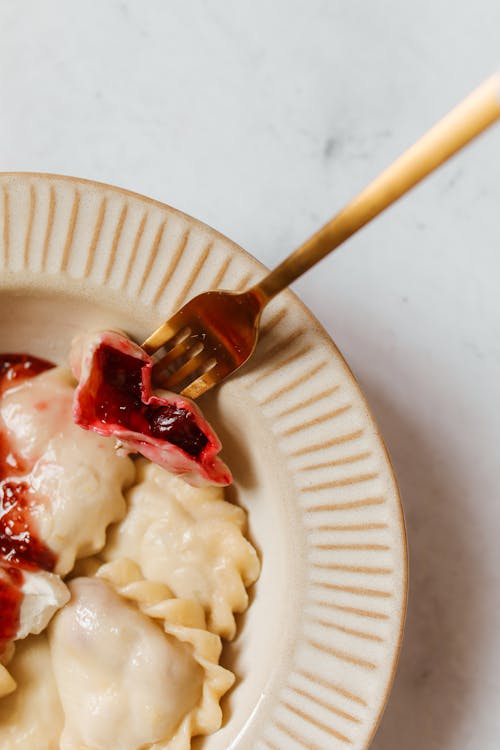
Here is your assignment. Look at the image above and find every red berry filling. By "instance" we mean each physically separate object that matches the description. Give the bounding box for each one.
[0,355,56,655]
[0,354,54,397]
[72,332,231,486]
[85,345,208,458]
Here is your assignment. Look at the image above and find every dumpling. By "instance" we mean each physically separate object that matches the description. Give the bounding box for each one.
[70,330,231,487]
[104,459,260,639]
[95,560,235,747]
[0,634,64,749]
[0,367,135,575]
[0,568,69,697]
[49,567,234,750]
[50,576,202,749]
[17,569,70,640]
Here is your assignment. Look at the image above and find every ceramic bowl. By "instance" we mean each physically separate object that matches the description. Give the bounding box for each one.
[0,173,407,750]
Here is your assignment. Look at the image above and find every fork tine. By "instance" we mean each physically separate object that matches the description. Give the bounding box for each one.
[142,316,187,354]
[180,367,222,400]
[159,351,214,391]
[153,338,201,378]
[143,289,263,399]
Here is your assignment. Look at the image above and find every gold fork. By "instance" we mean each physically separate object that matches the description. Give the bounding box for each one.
[143,73,500,399]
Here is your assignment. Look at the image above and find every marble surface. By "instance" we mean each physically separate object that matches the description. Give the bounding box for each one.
[1,1,499,748]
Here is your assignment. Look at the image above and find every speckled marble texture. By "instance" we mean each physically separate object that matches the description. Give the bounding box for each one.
[0,2,499,748]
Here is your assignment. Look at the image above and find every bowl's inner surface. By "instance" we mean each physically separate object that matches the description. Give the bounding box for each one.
[0,289,303,749]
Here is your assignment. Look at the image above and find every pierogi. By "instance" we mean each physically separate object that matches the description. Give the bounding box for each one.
[0,343,260,748]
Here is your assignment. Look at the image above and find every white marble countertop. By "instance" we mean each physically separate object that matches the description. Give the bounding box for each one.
[1,1,499,748]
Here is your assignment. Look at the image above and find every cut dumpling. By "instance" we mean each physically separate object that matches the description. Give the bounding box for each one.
[49,569,233,750]
[104,459,260,638]
[0,367,135,574]
[71,330,231,486]
[0,634,63,749]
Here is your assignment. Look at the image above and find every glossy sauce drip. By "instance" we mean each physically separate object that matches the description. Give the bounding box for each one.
[0,567,23,646]
[0,353,54,397]
[89,345,208,457]
[0,355,56,655]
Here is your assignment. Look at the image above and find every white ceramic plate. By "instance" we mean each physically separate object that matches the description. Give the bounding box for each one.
[0,173,407,750]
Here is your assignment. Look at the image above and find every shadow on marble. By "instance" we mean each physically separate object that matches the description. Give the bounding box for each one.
[362,378,487,750]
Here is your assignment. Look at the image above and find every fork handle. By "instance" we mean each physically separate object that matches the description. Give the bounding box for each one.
[252,72,500,303]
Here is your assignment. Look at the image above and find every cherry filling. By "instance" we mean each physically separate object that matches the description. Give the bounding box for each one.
[0,354,54,397]
[0,567,23,647]
[0,480,56,572]
[0,355,56,655]
[86,345,209,458]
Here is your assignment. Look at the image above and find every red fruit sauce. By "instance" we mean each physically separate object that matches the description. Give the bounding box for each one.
[0,354,56,656]
[0,354,54,397]
[86,345,208,457]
